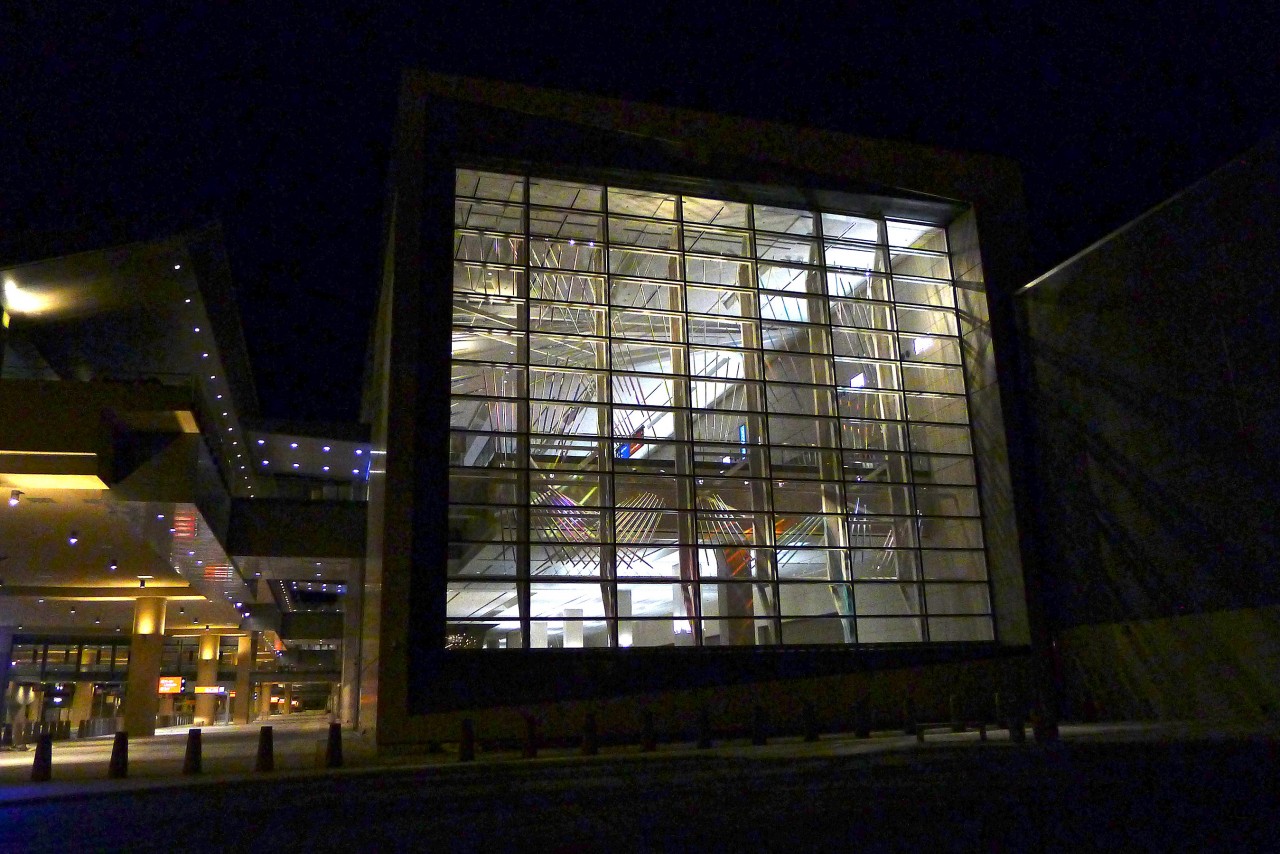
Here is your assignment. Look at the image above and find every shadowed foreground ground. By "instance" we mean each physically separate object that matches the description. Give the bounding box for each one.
[1,730,1276,852]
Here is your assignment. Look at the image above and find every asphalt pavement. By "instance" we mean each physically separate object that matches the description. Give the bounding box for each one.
[0,717,1276,851]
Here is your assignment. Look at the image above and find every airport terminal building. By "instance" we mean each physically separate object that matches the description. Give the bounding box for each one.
[9,75,1267,749]
[359,74,1037,743]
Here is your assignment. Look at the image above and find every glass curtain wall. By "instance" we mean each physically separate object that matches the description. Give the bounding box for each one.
[447,169,993,649]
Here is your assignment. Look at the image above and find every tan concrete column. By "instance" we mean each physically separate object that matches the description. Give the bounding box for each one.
[232,634,256,724]
[122,597,166,737]
[0,627,14,723]
[259,682,274,718]
[282,684,293,715]
[69,681,95,730]
[193,632,220,726]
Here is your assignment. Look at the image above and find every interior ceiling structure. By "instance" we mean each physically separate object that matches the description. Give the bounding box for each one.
[0,488,253,633]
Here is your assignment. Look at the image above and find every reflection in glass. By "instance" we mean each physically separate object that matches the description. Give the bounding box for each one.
[448,169,993,649]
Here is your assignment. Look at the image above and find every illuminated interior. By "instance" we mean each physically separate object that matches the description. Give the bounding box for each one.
[447,169,993,649]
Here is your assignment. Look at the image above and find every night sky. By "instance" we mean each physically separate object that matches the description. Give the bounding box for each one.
[4,3,1276,422]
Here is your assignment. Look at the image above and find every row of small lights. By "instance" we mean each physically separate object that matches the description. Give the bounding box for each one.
[255,438,368,476]
[180,262,252,501]
[180,262,257,498]
[182,262,378,493]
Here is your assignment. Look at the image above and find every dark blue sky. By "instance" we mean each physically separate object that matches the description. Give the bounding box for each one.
[3,3,1276,421]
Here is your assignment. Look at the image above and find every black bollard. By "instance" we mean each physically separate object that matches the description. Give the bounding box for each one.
[108,732,129,779]
[802,701,820,743]
[522,715,538,759]
[950,694,965,733]
[1032,701,1060,743]
[902,699,917,737]
[325,722,343,769]
[696,707,713,750]
[31,734,53,782]
[459,719,476,762]
[854,700,871,739]
[1009,715,1026,744]
[183,728,202,775]
[640,710,656,753]
[1,723,11,747]
[979,723,988,742]
[256,725,275,772]
[580,713,598,756]
[751,705,767,747]
[581,712,599,756]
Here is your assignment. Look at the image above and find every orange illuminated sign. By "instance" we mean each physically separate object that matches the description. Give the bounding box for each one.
[158,676,182,694]
[173,510,198,539]
[193,685,225,695]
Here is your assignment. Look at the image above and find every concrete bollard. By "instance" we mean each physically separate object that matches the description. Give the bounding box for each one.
[77,720,88,739]
[459,719,476,762]
[1009,715,1027,744]
[183,728,202,775]
[751,705,767,747]
[108,732,129,779]
[256,726,274,772]
[640,710,656,753]
[802,700,819,743]
[979,723,988,742]
[325,722,343,769]
[950,695,965,733]
[696,707,713,750]
[581,713,598,756]
[522,715,538,759]
[31,734,53,782]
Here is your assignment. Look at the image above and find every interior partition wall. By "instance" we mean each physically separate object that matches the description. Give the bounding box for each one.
[446,168,994,651]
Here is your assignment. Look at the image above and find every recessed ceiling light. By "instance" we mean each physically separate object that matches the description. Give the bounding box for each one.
[322,446,330,452]
[194,327,201,333]
[261,460,269,466]
[352,469,359,475]
[290,442,298,449]
[184,298,191,304]
[322,466,330,472]
[355,449,363,456]
[174,264,182,270]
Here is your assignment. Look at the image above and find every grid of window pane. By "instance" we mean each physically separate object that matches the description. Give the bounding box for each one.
[449,169,993,649]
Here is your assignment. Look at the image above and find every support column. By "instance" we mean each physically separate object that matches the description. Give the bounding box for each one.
[69,681,95,731]
[0,627,13,723]
[233,634,255,724]
[281,684,293,716]
[122,597,166,737]
[259,682,274,718]
[193,632,219,726]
